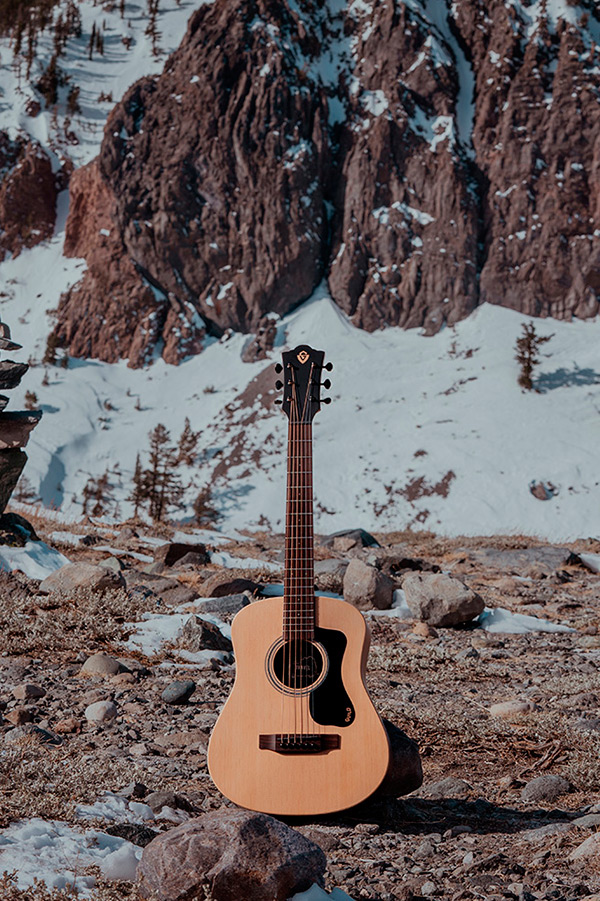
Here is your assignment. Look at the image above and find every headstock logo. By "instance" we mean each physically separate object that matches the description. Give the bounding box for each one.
[297,350,309,364]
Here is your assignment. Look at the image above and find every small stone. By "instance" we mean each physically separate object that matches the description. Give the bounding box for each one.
[5,708,34,725]
[402,572,484,627]
[40,562,125,594]
[153,542,209,569]
[412,621,438,638]
[414,777,471,800]
[105,823,158,848]
[12,683,45,700]
[421,881,436,897]
[161,679,196,705]
[343,558,394,610]
[81,653,122,676]
[522,823,572,841]
[85,700,118,723]
[120,782,148,799]
[521,774,571,803]
[196,594,251,616]
[145,791,194,814]
[489,699,536,721]
[462,852,474,866]
[53,716,81,734]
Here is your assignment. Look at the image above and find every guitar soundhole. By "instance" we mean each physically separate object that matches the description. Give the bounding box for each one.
[267,639,328,694]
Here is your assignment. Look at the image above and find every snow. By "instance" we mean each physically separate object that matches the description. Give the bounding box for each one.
[291,887,355,901]
[477,607,574,634]
[0,540,69,579]
[125,602,231,658]
[0,818,141,894]
[210,550,282,572]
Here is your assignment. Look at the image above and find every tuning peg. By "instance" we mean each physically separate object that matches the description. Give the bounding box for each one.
[275,363,283,373]
[321,379,331,389]
[322,397,332,404]
[324,362,333,371]
[275,380,283,390]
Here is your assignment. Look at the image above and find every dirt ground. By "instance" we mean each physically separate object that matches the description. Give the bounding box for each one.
[1,519,599,901]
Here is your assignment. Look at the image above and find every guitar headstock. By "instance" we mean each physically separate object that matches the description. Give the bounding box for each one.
[275,345,332,423]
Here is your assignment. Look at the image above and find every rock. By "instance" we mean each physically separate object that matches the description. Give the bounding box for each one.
[12,683,45,700]
[137,809,326,901]
[4,724,60,745]
[568,833,600,862]
[489,699,536,721]
[376,720,423,797]
[81,653,122,676]
[523,823,573,842]
[99,556,124,574]
[145,791,194,814]
[572,814,600,829]
[241,318,277,363]
[0,361,29,390]
[0,449,27,514]
[402,573,484,627]
[153,542,209,569]
[321,528,380,550]
[199,574,262,598]
[180,616,233,653]
[520,775,571,803]
[5,708,34,725]
[412,622,438,639]
[53,716,81,734]
[414,777,471,800]
[573,717,600,733]
[40,562,125,594]
[0,411,43,451]
[85,700,118,723]
[196,594,251,616]
[161,680,196,705]
[343,559,395,610]
[106,823,158,848]
[160,584,200,606]
[465,546,576,576]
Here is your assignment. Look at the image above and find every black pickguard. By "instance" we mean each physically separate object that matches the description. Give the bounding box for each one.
[310,627,355,727]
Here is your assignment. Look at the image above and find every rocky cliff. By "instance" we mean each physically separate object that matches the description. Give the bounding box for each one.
[51,0,600,365]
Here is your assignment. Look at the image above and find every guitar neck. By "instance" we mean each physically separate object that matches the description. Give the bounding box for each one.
[284,419,315,640]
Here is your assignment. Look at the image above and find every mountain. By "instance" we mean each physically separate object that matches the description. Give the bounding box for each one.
[0,0,599,540]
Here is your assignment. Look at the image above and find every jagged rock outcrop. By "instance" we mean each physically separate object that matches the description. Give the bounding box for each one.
[53,0,600,364]
[0,133,58,259]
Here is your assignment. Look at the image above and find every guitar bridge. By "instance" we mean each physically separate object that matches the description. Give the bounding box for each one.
[259,733,341,754]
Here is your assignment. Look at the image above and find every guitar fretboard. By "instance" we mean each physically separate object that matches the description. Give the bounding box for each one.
[284,420,315,640]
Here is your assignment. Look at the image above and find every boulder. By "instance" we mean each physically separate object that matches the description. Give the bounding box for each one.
[137,809,326,901]
[343,559,394,610]
[520,775,571,803]
[80,653,122,677]
[153,542,209,569]
[0,411,43,450]
[321,528,380,550]
[161,680,196,705]
[40,562,125,594]
[85,700,118,723]
[199,574,262,598]
[402,573,484,627]
[180,616,233,653]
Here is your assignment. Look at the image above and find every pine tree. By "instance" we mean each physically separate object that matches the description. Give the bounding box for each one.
[146,0,160,57]
[88,21,96,59]
[177,417,200,465]
[43,332,59,365]
[144,424,185,521]
[127,453,146,519]
[514,322,553,391]
[193,486,218,525]
[24,390,38,410]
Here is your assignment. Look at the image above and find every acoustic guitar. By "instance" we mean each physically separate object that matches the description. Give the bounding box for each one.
[207,344,390,815]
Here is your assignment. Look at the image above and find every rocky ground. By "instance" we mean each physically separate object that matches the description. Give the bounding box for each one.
[1,517,600,901]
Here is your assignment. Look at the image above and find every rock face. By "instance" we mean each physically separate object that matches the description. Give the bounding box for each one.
[0,133,59,260]
[403,572,484,626]
[137,809,327,901]
[53,1,600,364]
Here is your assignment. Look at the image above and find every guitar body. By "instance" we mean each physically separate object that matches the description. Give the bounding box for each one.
[208,594,390,816]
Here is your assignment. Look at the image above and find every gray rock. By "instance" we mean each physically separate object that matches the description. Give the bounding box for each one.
[145,791,194,814]
[161,680,196,705]
[522,822,573,841]
[99,556,124,573]
[568,833,600,861]
[161,585,200,606]
[489,699,536,720]
[573,717,600,733]
[137,809,326,901]
[85,700,118,723]
[180,616,233,653]
[402,572,484,627]
[572,814,600,828]
[343,558,394,610]
[520,774,571,803]
[40,562,125,594]
[320,528,380,549]
[465,545,577,576]
[81,653,122,676]
[4,723,61,745]
[413,777,471,800]
[199,575,262,598]
[197,594,251,616]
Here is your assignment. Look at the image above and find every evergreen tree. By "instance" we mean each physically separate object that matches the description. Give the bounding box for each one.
[514,322,553,391]
[144,424,185,521]
[127,453,146,519]
[177,416,200,465]
[146,0,160,56]
[193,486,218,526]
[43,332,59,365]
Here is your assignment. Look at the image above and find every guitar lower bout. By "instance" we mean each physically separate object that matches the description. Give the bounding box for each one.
[207,594,390,816]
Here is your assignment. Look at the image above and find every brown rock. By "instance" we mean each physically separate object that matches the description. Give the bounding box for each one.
[12,683,45,701]
[5,708,34,726]
[0,133,58,260]
[40,562,125,594]
[343,558,395,610]
[412,621,438,639]
[199,574,261,598]
[153,542,209,569]
[137,809,326,901]
[0,451,27,515]
[402,572,484,627]
[180,616,233,653]
[0,412,43,451]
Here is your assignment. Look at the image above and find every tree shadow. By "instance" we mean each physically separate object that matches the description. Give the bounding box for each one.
[536,365,600,393]
[290,797,579,836]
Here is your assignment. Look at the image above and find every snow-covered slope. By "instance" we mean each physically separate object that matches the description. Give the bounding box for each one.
[0,0,599,541]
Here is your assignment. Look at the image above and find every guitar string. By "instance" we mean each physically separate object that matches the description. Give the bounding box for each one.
[299,366,313,742]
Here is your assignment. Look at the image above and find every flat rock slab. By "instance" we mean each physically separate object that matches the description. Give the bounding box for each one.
[40,562,125,594]
[402,572,484,627]
[465,546,577,575]
[137,809,326,901]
